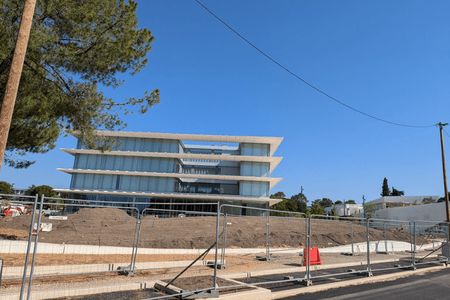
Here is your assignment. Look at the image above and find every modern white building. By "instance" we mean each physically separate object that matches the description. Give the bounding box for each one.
[56,131,283,214]
[366,196,446,222]
[324,203,363,217]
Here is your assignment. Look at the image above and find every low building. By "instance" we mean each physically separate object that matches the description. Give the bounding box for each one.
[324,203,363,217]
[366,196,445,223]
[55,130,283,214]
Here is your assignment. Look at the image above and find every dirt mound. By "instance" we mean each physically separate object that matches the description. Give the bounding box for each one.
[0,227,28,239]
[0,209,418,249]
[0,214,32,231]
[68,207,136,227]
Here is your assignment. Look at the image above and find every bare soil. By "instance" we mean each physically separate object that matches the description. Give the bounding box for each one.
[0,208,416,249]
[49,289,164,300]
[163,275,252,293]
[0,252,418,289]
[0,227,28,239]
[0,253,215,267]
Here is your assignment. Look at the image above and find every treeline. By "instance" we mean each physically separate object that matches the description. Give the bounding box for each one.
[270,191,356,215]
[0,181,58,197]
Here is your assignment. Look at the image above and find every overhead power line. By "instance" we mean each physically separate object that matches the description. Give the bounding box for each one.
[193,0,437,129]
[444,128,450,139]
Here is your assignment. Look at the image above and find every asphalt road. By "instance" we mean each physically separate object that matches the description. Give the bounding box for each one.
[282,268,450,300]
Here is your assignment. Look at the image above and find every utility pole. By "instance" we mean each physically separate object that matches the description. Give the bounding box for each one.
[362,195,366,218]
[0,0,37,169]
[438,122,450,223]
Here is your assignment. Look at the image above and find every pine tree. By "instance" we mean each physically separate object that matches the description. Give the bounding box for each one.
[381,177,390,197]
[1,0,158,168]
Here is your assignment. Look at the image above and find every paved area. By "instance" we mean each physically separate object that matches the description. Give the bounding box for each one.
[281,268,450,300]
[240,258,445,291]
[1,254,445,299]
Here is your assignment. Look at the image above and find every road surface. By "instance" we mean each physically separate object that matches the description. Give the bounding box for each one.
[282,268,450,300]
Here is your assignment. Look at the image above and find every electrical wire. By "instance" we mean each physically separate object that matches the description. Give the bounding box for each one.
[193,0,437,129]
[444,128,450,139]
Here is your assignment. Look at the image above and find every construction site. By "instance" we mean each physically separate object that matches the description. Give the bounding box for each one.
[0,194,448,300]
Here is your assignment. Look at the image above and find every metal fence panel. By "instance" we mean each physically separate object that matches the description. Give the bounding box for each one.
[216,205,308,290]
[136,203,220,297]
[308,215,371,282]
[0,193,38,299]
[2,195,140,300]
[1,193,449,299]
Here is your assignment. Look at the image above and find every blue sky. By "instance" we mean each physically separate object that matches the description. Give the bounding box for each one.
[2,0,450,203]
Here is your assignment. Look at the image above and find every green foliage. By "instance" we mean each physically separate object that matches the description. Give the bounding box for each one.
[290,192,307,203]
[270,192,286,199]
[345,200,356,204]
[438,193,450,202]
[270,191,308,214]
[390,187,405,196]
[315,198,333,208]
[0,181,13,194]
[363,202,376,219]
[381,177,390,196]
[26,185,57,197]
[271,198,307,214]
[0,0,158,167]
[334,200,343,205]
[309,200,325,215]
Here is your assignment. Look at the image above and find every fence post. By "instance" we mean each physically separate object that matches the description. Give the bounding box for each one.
[366,218,372,276]
[221,213,228,266]
[0,258,3,289]
[212,202,220,292]
[265,211,270,261]
[304,216,312,286]
[350,221,354,256]
[26,194,44,300]
[130,209,142,273]
[410,221,416,270]
[19,194,38,300]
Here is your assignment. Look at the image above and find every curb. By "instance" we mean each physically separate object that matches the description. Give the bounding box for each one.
[271,264,448,299]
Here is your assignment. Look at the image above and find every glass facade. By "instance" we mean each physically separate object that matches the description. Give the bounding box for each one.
[71,174,176,193]
[74,154,177,173]
[62,132,282,215]
[240,143,270,156]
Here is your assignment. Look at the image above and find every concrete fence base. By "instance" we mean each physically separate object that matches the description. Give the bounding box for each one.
[2,260,207,279]
[0,240,443,256]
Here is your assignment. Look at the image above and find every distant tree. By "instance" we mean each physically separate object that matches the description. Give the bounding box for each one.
[381,177,390,197]
[345,200,356,204]
[309,200,325,215]
[26,185,64,209]
[296,200,307,214]
[334,200,343,205]
[1,0,159,168]
[270,192,286,199]
[390,187,405,196]
[363,202,376,219]
[438,193,450,202]
[291,192,307,203]
[271,199,301,214]
[0,181,14,194]
[317,198,333,208]
[271,191,307,214]
[26,185,57,197]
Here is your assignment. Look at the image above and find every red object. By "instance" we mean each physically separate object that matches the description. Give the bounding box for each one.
[303,247,321,265]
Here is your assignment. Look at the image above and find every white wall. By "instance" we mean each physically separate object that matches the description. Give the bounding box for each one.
[374,202,446,223]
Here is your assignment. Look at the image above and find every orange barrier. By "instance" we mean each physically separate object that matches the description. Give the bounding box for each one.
[303,246,321,265]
